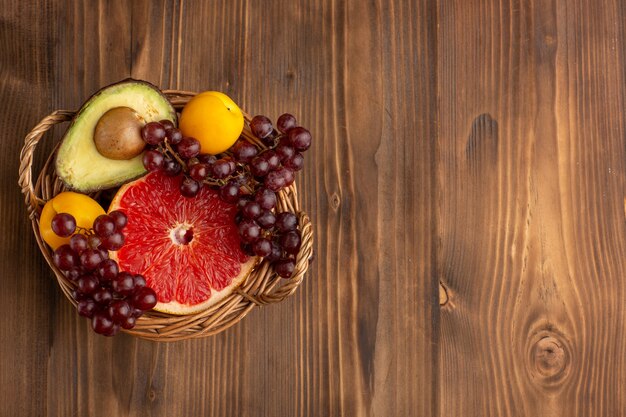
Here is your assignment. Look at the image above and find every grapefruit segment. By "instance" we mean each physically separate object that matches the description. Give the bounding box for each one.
[109,171,257,315]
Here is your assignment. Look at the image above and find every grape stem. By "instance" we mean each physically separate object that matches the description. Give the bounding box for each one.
[202,178,226,187]
[162,140,188,171]
[240,183,255,195]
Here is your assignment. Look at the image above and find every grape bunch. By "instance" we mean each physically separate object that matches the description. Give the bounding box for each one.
[229,114,310,278]
[50,210,157,336]
[140,112,311,278]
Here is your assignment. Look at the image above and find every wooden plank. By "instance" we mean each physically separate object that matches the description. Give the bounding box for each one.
[359,1,439,415]
[0,2,57,416]
[438,0,626,415]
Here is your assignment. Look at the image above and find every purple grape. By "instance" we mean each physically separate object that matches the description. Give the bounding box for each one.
[198,154,217,166]
[91,312,115,335]
[69,234,89,254]
[112,272,135,296]
[163,158,182,176]
[276,212,298,233]
[276,167,295,187]
[80,249,104,271]
[284,152,304,171]
[276,142,296,161]
[242,201,262,219]
[53,244,79,271]
[189,163,209,181]
[240,242,255,256]
[51,213,76,237]
[142,122,166,145]
[284,170,295,187]
[93,215,116,237]
[279,230,302,254]
[76,274,99,295]
[159,119,175,131]
[93,286,113,305]
[252,238,272,257]
[277,113,297,133]
[100,232,125,251]
[261,134,277,147]
[219,181,240,204]
[212,159,233,179]
[104,323,121,337]
[120,315,137,330]
[71,289,84,301]
[256,210,276,229]
[132,287,158,310]
[77,298,98,318]
[143,150,165,171]
[274,259,296,278]
[254,188,277,210]
[266,241,283,262]
[232,140,258,162]
[250,156,270,177]
[166,128,183,145]
[88,235,102,249]
[97,259,119,282]
[237,195,253,210]
[108,300,132,322]
[225,158,237,173]
[238,219,261,243]
[66,266,84,282]
[263,150,281,170]
[250,115,273,139]
[177,137,201,159]
[288,127,312,151]
[180,177,201,198]
[133,274,147,288]
[264,170,286,191]
[109,210,128,230]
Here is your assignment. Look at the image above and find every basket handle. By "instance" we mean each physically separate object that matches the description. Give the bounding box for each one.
[18,110,75,216]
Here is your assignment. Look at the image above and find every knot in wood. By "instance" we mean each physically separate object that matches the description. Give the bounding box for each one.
[148,388,157,401]
[527,332,571,390]
[330,192,341,210]
[533,336,565,377]
[439,282,449,306]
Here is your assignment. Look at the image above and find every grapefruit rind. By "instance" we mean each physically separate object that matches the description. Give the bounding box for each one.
[152,256,258,315]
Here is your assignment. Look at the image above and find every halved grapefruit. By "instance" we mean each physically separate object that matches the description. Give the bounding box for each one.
[109,171,257,315]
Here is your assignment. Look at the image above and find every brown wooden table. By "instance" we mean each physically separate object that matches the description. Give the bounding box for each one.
[1,1,625,416]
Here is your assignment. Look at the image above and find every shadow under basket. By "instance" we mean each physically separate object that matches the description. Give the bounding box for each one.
[18,90,313,342]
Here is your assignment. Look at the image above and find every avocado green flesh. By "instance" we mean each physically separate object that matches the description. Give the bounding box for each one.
[56,81,176,192]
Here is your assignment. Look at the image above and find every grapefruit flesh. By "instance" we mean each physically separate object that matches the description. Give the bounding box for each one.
[109,171,257,314]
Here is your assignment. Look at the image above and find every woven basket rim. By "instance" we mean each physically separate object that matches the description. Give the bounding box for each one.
[18,89,313,342]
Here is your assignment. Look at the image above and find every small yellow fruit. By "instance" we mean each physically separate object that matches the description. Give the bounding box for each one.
[39,192,106,249]
[179,91,244,154]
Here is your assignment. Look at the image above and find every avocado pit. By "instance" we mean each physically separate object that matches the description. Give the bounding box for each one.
[94,106,146,160]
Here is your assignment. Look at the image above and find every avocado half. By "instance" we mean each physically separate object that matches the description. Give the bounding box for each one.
[55,79,176,192]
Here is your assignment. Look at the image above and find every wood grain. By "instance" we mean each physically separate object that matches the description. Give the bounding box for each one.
[1,0,436,416]
[0,2,58,416]
[2,0,625,416]
[438,0,626,416]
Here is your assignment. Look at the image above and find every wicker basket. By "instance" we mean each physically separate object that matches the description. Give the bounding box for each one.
[18,90,313,342]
